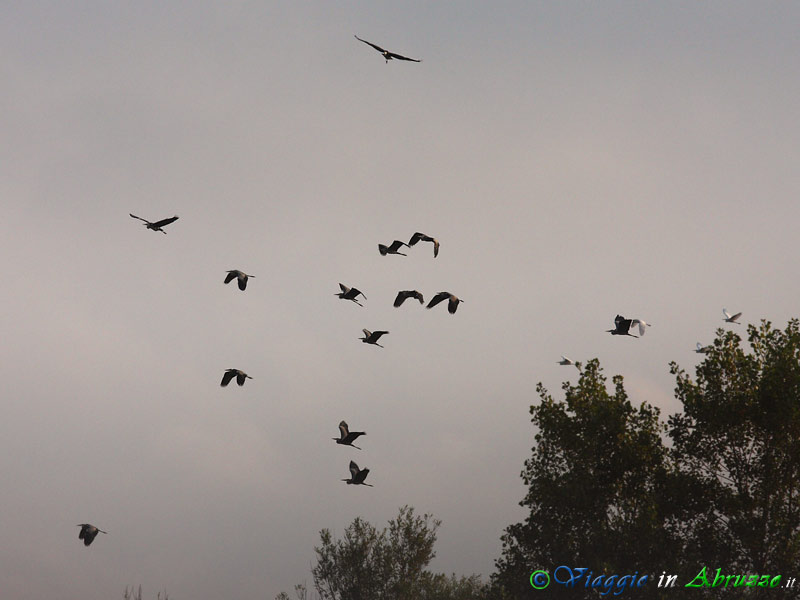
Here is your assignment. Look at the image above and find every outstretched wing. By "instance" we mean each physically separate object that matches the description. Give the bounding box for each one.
[339,283,349,294]
[432,239,440,257]
[129,213,150,224]
[409,232,425,246]
[349,460,360,479]
[236,371,247,385]
[338,421,349,440]
[354,35,387,54]
[150,215,179,228]
[238,274,248,291]
[225,271,238,284]
[388,240,408,252]
[427,291,449,309]
[387,51,421,62]
[369,331,389,342]
[731,312,742,321]
[220,370,236,387]
[394,291,407,307]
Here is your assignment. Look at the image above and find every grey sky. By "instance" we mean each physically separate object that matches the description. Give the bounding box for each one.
[2,2,799,598]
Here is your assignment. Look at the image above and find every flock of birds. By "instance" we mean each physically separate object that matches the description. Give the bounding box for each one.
[556,308,742,369]
[335,230,462,484]
[75,36,744,551]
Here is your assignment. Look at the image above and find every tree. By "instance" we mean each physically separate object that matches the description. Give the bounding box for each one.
[277,506,486,600]
[490,359,675,598]
[668,320,800,584]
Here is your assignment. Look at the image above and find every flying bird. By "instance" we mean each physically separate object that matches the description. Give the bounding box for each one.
[607,315,639,337]
[558,356,579,369]
[354,35,421,63]
[129,213,179,234]
[408,232,440,257]
[426,292,463,314]
[695,342,712,354]
[378,240,409,256]
[342,460,373,486]
[334,421,366,450]
[224,270,255,291]
[360,329,389,348]
[723,308,742,324]
[336,283,367,307]
[220,369,253,387]
[77,524,107,547]
[394,290,424,307]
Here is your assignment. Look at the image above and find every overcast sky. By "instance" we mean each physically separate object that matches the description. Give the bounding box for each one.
[2,2,799,598]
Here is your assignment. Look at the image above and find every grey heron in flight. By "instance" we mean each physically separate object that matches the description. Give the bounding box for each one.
[426,291,463,314]
[336,283,366,307]
[354,35,421,63]
[129,213,179,234]
[394,290,424,307]
[723,308,742,324]
[224,270,255,291]
[77,524,107,546]
[378,240,409,256]
[360,329,389,348]
[342,460,373,486]
[221,369,253,387]
[334,421,366,450]
[408,232,440,257]
[695,342,712,354]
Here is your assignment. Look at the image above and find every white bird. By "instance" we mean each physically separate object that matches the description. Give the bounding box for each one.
[695,342,712,354]
[77,524,107,547]
[426,291,463,314]
[336,283,366,307]
[633,319,651,336]
[342,460,373,486]
[558,356,579,369]
[129,213,179,234]
[378,240,409,256]
[224,270,255,291]
[723,308,742,324]
[221,369,253,387]
[334,421,366,450]
[408,232,440,258]
[360,329,389,348]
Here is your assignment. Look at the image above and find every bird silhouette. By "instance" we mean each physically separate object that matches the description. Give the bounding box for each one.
[607,315,640,337]
[224,270,255,291]
[427,292,463,314]
[723,308,742,324]
[408,232,440,257]
[77,524,107,547]
[342,460,373,486]
[336,283,367,307]
[378,240,409,256]
[695,342,712,354]
[354,35,421,63]
[221,369,253,387]
[129,213,179,234]
[394,290,424,307]
[360,329,389,348]
[334,421,366,450]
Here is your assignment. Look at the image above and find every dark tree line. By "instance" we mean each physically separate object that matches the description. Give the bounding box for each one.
[279,320,800,600]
